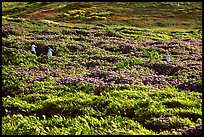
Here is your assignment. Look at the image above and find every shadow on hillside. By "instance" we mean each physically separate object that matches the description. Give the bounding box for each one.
[146,63,182,76]
[176,82,202,93]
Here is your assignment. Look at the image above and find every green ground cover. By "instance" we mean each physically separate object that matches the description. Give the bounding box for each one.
[2,2,202,135]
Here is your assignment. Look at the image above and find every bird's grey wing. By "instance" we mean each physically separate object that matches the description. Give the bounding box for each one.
[31,50,36,55]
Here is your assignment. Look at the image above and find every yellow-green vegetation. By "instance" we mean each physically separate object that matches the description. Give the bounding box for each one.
[2,2,202,135]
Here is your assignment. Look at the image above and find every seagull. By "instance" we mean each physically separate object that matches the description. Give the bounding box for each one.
[166,55,171,62]
[166,51,171,62]
[31,45,36,55]
[47,47,52,57]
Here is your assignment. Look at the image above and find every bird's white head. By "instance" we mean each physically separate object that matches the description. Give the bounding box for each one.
[48,48,52,51]
[31,45,36,48]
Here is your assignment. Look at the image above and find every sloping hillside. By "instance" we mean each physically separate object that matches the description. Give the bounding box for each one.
[2,2,202,135]
[2,2,202,29]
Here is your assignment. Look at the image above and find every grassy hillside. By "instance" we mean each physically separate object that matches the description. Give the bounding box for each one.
[2,2,202,135]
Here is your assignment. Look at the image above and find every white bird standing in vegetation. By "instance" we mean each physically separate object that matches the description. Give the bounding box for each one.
[31,45,36,55]
[166,55,170,62]
[47,47,52,57]
[166,51,171,62]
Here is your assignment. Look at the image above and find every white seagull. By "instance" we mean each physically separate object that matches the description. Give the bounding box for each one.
[166,55,171,62]
[31,45,36,55]
[47,47,52,57]
[166,51,171,62]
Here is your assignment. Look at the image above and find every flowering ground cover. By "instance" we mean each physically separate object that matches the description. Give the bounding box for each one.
[2,2,202,135]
